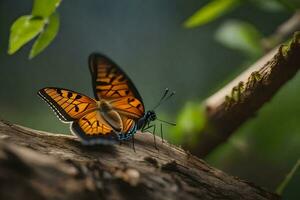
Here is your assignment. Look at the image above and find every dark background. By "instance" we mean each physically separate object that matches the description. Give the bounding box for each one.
[0,0,299,198]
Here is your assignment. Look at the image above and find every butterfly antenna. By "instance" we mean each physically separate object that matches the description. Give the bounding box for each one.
[157,118,176,126]
[153,88,169,110]
[154,90,176,110]
[162,91,176,103]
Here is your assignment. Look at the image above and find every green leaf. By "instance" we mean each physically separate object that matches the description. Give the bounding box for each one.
[32,0,61,18]
[29,13,60,59]
[275,0,300,11]
[215,20,263,57]
[8,16,45,55]
[183,0,241,28]
[171,102,206,145]
[251,0,286,12]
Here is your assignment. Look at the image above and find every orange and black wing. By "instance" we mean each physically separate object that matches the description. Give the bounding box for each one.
[38,87,97,122]
[71,110,118,144]
[38,87,117,143]
[109,97,144,119]
[88,53,145,118]
[119,114,136,133]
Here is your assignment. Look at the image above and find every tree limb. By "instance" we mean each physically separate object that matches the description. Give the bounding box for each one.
[190,32,300,157]
[262,11,300,50]
[0,119,279,200]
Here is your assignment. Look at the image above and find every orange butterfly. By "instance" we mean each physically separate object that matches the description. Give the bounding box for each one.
[38,53,172,145]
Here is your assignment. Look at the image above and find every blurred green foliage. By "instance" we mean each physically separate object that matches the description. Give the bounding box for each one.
[184,0,300,30]
[171,102,206,145]
[215,20,263,58]
[179,0,300,197]
[8,0,61,58]
[277,159,300,195]
[253,0,286,12]
[280,159,300,199]
[1,0,299,198]
[183,0,241,28]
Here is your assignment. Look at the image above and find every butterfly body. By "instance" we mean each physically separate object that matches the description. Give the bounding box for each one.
[38,53,157,144]
[97,99,123,132]
[117,110,157,140]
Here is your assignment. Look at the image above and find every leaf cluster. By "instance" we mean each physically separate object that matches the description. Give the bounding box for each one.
[8,0,61,59]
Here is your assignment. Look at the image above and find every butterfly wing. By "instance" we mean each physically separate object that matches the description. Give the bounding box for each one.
[38,87,117,144]
[88,53,145,119]
[38,87,98,122]
[109,97,144,119]
[121,115,136,133]
[71,110,117,144]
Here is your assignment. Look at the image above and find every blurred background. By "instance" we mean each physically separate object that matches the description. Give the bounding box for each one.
[0,0,299,199]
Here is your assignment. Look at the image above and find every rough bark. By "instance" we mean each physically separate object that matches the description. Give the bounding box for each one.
[0,119,279,200]
[189,32,300,157]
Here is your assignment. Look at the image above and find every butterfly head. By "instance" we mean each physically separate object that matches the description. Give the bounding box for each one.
[145,110,157,122]
[146,88,176,127]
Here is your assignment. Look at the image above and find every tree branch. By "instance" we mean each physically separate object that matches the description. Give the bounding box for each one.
[262,11,300,50]
[0,119,279,200]
[190,32,300,157]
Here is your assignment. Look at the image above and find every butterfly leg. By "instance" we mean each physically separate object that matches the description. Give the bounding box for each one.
[152,125,158,150]
[149,124,158,150]
[132,135,136,152]
[141,124,158,150]
[141,123,150,132]
[141,123,153,133]
[160,123,165,143]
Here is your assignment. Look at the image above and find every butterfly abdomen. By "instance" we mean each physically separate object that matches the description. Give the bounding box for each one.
[117,124,138,140]
[98,100,123,132]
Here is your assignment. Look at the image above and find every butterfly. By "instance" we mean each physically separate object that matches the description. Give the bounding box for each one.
[38,53,174,145]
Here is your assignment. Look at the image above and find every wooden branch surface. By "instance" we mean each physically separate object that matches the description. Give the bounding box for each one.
[191,32,300,157]
[0,120,279,200]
